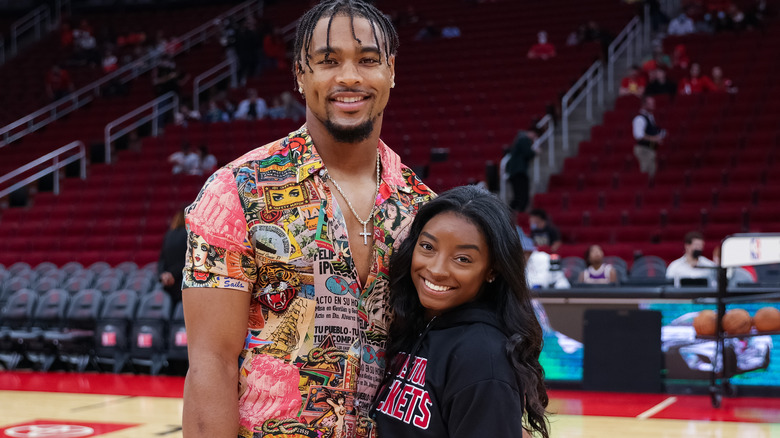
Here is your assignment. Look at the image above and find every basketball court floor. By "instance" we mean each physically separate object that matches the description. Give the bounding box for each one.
[0,371,778,437]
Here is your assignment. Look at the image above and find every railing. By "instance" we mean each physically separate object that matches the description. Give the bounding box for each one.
[192,58,237,113]
[561,61,604,153]
[0,36,4,65]
[0,0,263,148]
[104,92,179,164]
[607,16,643,94]
[0,141,86,199]
[532,114,555,189]
[10,4,51,56]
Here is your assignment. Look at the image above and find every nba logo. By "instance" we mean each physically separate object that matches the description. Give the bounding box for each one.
[101,331,117,347]
[749,238,761,260]
[175,329,187,347]
[137,333,153,348]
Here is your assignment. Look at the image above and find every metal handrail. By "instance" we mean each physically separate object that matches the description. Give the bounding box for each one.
[192,58,237,113]
[0,36,5,65]
[561,61,604,153]
[0,140,86,199]
[0,0,262,148]
[607,16,642,93]
[10,4,51,56]
[104,92,179,164]
[532,114,555,188]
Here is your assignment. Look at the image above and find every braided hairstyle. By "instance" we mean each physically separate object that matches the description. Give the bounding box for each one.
[293,0,399,77]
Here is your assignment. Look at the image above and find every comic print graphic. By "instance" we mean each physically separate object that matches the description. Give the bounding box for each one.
[254,297,315,360]
[252,224,292,262]
[264,182,310,211]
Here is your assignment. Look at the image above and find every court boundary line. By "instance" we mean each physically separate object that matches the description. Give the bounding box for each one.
[637,396,678,419]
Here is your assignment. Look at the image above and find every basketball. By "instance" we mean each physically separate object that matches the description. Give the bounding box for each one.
[693,310,717,336]
[754,307,780,332]
[722,309,752,335]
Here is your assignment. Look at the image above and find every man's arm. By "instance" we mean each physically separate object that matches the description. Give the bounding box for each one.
[182,287,251,438]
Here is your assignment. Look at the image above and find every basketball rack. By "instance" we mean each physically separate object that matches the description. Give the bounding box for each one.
[696,233,780,408]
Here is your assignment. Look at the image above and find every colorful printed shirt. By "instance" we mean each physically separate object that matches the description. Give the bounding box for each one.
[183,126,434,438]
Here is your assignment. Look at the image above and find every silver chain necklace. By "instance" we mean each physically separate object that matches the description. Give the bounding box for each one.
[326,153,381,245]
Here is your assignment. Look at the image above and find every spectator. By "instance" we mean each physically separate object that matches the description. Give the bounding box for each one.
[235,20,261,86]
[520,233,569,289]
[441,20,461,38]
[566,24,587,46]
[619,65,647,97]
[60,22,74,49]
[528,208,561,253]
[671,44,690,71]
[158,208,188,306]
[44,65,74,101]
[263,27,288,71]
[234,88,268,120]
[578,245,618,284]
[632,96,666,178]
[414,21,440,41]
[745,0,773,30]
[668,9,696,35]
[152,54,187,97]
[203,99,230,123]
[168,142,200,175]
[197,145,218,175]
[666,231,716,287]
[527,31,556,60]
[174,104,201,127]
[506,124,543,212]
[711,66,737,93]
[268,91,306,121]
[644,68,677,98]
[678,63,716,95]
[101,49,118,73]
[641,42,672,72]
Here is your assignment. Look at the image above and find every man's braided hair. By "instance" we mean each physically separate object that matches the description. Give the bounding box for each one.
[293,0,399,77]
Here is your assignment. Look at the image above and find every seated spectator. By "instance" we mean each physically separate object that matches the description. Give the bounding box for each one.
[666,231,716,287]
[263,27,289,71]
[578,245,618,284]
[45,65,74,101]
[566,24,587,46]
[745,0,773,30]
[441,20,461,38]
[711,66,737,93]
[527,31,556,60]
[528,208,562,253]
[668,9,696,35]
[197,145,218,175]
[415,21,440,41]
[671,44,690,71]
[641,42,672,72]
[644,68,677,98]
[203,99,230,123]
[153,54,187,97]
[234,88,268,120]
[102,49,118,73]
[619,65,647,97]
[678,63,716,95]
[521,234,570,289]
[268,92,306,121]
[174,104,201,127]
[168,142,200,175]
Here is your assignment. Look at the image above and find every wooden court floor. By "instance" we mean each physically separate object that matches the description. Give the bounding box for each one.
[0,372,778,437]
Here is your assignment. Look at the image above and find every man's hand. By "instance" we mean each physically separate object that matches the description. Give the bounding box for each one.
[160,272,175,287]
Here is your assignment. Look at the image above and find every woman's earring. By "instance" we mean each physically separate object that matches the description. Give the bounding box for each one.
[298,86,304,95]
[487,277,495,283]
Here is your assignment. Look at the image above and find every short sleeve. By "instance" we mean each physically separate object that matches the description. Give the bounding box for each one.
[183,167,256,292]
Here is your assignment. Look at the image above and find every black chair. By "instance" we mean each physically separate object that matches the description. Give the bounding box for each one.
[61,261,85,277]
[17,289,70,370]
[0,289,40,369]
[94,289,139,373]
[130,290,172,375]
[88,261,112,276]
[45,289,104,372]
[33,262,58,277]
[94,275,122,295]
[167,301,188,364]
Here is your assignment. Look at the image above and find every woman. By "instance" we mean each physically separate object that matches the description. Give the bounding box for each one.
[372,185,549,437]
[579,245,618,285]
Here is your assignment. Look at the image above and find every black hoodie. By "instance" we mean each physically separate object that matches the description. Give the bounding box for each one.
[371,303,525,437]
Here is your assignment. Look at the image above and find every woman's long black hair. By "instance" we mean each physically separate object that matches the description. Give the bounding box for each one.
[386,185,550,438]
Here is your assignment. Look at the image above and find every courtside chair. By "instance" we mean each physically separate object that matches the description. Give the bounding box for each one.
[94,289,139,374]
[19,289,69,371]
[130,289,172,375]
[45,289,104,372]
[0,289,39,370]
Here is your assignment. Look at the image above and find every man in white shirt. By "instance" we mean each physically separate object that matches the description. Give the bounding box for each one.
[668,11,696,36]
[666,231,717,287]
[234,88,268,120]
[632,96,666,178]
[168,142,200,175]
[519,231,570,289]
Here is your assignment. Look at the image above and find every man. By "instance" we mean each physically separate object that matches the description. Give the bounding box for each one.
[619,65,646,97]
[527,30,556,60]
[505,125,543,212]
[528,208,561,253]
[632,95,666,178]
[644,68,677,98]
[666,231,716,287]
[234,88,269,120]
[181,2,434,438]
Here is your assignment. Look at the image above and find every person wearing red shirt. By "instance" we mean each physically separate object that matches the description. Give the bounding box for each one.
[619,65,647,96]
[678,63,717,94]
[527,31,556,60]
[44,65,74,101]
[711,66,737,93]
